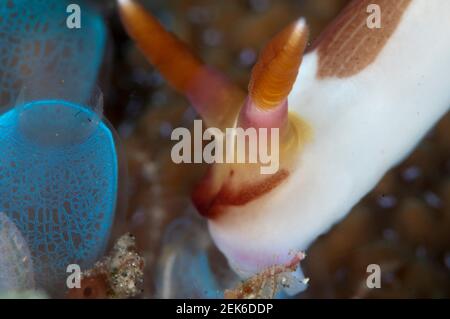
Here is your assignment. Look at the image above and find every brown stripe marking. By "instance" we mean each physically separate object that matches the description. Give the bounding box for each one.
[193,168,289,220]
[313,0,412,79]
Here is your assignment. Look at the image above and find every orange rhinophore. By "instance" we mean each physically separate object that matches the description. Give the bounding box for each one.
[117,0,202,92]
[248,19,309,110]
[117,0,245,128]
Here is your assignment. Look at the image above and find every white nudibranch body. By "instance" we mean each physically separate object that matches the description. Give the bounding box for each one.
[208,0,450,284]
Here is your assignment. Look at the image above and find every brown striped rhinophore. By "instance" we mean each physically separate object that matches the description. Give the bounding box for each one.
[249,19,309,110]
[314,0,412,79]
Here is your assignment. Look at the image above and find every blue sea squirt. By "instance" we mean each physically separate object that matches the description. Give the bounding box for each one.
[0,0,120,293]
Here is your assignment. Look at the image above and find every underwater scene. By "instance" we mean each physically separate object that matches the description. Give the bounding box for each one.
[0,0,449,300]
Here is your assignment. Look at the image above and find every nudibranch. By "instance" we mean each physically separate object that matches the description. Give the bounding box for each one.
[119,0,450,293]
[0,0,121,294]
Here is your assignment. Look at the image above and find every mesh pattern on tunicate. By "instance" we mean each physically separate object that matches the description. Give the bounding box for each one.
[0,0,105,110]
[0,103,118,293]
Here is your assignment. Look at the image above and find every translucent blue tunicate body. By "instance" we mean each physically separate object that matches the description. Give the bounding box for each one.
[0,101,118,291]
[0,1,117,294]
[0,0,105,109]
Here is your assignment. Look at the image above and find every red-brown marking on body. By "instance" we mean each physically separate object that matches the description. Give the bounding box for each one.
[312,0,412,78]
[193,169,289,219]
